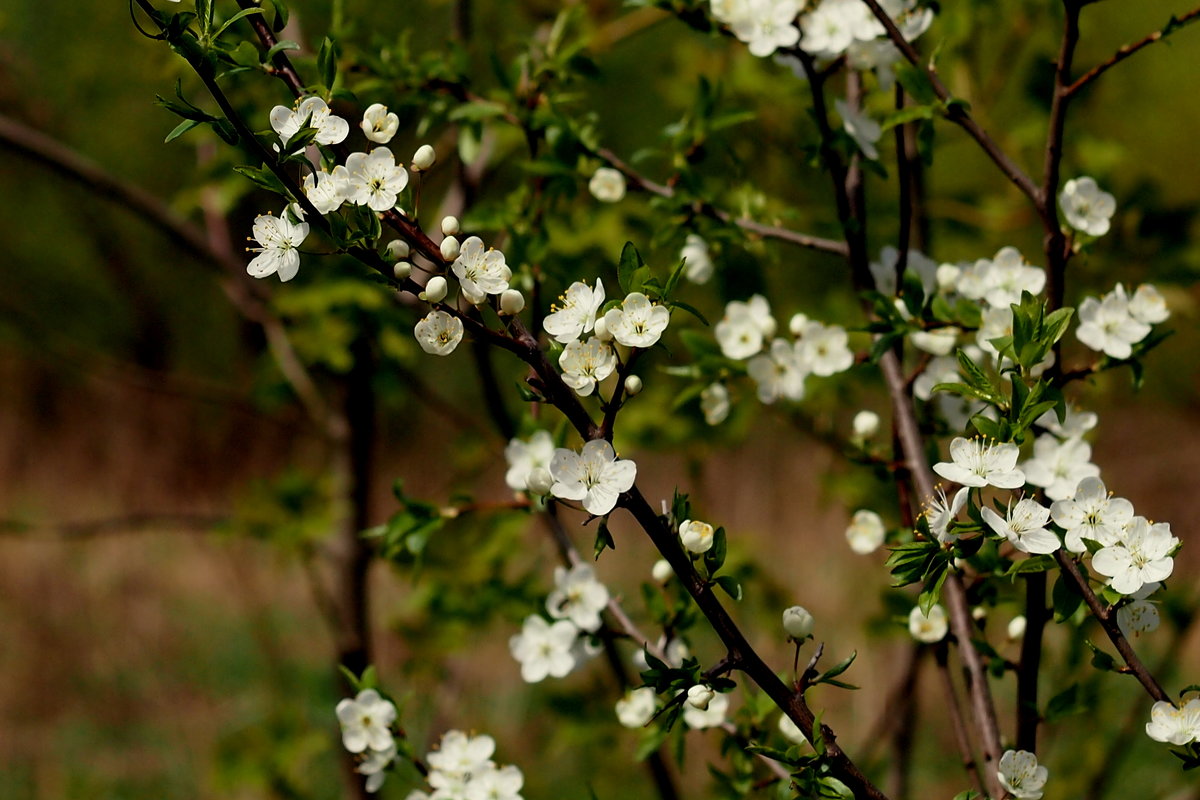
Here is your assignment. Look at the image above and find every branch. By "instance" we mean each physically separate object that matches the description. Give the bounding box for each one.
[1016,571,1049,751]
[0,513,226,538]
[1041,2,1083,311]
[1066,6,1200,97]
[934,643,987,798]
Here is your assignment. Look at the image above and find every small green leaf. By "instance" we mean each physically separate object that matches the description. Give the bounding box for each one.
[164,119,202,143]
[317,36,340,89]
[715,575,742,601]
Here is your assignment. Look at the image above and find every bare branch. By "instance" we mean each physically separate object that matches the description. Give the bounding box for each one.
[1067,6,1200,97]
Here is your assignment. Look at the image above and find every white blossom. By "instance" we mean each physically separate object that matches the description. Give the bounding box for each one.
[982,498,1059,555]
[463,764,525,800]
[335,689,397,754]
[546,563,610,632]
[358,744,397,793]
[544,280,606,344]
[852,410,880,439]
[748,339,809,403]
[1128,283,1170,324]
[997,749,1048,800]
[559,338,617,397]
[715,295,775,359]
[910,327,959,356]
[908,604,948,643]
[933,437,1025,489]
[270,96,349,148]
[1076,286,1151,360]
[835,98,882,160]
[1059,176,1116,237]
[1021,434,1100,501]
[957,246,1045,310]
[1146,698,1200,745]
[508,615,580,682]
[913,355,959,402]
[453,237,511,297]
[504,431,555,492]
[360,103,400,144]
[701,382,731,425]
[1117,599,1160,639]
[680,519,716,553]
[1092,516,1178,595]
[683,691,729,729]
[652,559,674,582]
[247,211,309,282]
[1007,615,1027,640]
[783,605,814,639]
[303,169,347,215]
[680,234,714,283]
[686,684,716,710]
[616,687,658,728]
[795,321,854,376]
[924,486,968,544]
[729,0,803,57]
[421,275,449,304]
[588,167,626,202]
[414,310,464,356]
[1050,476,1134,553]
[1035,405,1098,439]
[427,730,496,789]
[549,439,637,516]
[341,148,410,211]
[603,293,670,348]
[845,509,886,554]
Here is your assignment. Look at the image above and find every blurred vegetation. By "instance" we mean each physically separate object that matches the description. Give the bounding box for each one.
[1,0,1199,798]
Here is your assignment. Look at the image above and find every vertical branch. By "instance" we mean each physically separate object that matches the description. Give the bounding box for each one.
[1041,1,1083,311]
[1016,572,1048,750]
[934,643,987,798]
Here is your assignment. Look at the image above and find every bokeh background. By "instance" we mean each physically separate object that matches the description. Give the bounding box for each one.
[1,0,1199,798]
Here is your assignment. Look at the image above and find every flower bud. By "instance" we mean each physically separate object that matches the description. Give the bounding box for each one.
[624,374,643,396]
[500,289,526,316]
[440,236,460,261]
[441,215,461,236]
[651,559,673,583]
[852,410,880,439]
[421,276,448,304]
[1007,615,1027,640]
[411,144,436,171]
[393,261,413,281]
[526,467,553,496]
[386,239,411,260]
[788,312,810,337]
[686,684,715,711]
[679,519,715,554]
[592,316,611,341]
[782,605,814,640]
[971,606,987,621]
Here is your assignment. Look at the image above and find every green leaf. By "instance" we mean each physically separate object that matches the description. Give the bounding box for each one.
[317,36,340,89]
[704,526,727,575]
[896,62,938,105]
[1052,572,1084,622]
[715,575,742,601]
[211,7,264,41]
[668,300,709,326]
[1004,554,1057,576]
[264,0,289,31]
[817,651,857,683]
[164,119,202,143]
[594,520,616,560]
[1044,683,1086,723]
[1085,640,1117,672]
[618,241,647,295]
[265,39,301,62]
[232,164,289,196]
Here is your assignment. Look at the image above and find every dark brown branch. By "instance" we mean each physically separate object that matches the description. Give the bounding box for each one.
[1066,6,1200,97]
[1016,572,1048,751]
[934,643,987,797]
[1041,2,1082,312]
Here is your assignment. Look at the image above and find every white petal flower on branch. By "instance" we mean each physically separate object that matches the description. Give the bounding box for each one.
[834,98,882,160]
[852,410,880,439]
[682,691,729,730]
[1091,516,1178,595]
[452,236,511,298]
[716,295,775,359]
[1049,476,1133,553]
[414,310,464,356]
[933,437,1025,489]
[1128,283,1170,325]
[559,338,617,397]
[342,147,410,211]
[303,169,348,215]
[335,689,397,754]
[680,519,716,553]
[845,509,885,554]
[427,730,496,785]
[1035,404,1098,439]
[686,684,716,710]
[924,486,968,544]
[701,382,731,425]
[1117,599,1160,639]
[730,0,802,57]
[549,439,637,516]
[270,96,350,148]
[247,211,309,282]
[1075,286,1151,360]
[544,280,606,344]
[748,339,809,404]
[504,431,556,492]
[357,744,397,793]
[615,687,658,728]
[1145,698,1200,745]
[463,764,525,800]
[913,355,959,402]
[783,605,814,639]
[680,233,714,284]
[795,321,854,376]
[603,293,670,348]
[908,604,947,643]
[982,498,1059,555]
[360,103,399,144]
[1020,434,1100,501]
[588,167,626,202]
[1059,176,1116,237]
[508,615,580,683]
[997,749,1049,800]
[546,563,610,633]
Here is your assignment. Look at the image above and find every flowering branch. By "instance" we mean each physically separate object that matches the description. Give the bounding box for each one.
[1065,5,1200,97]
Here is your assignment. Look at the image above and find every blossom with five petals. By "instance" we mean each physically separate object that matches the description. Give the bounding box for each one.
[247,212,309,282]
[933,437,1025,489]
[549,439,637,516]
[335,689,397,754]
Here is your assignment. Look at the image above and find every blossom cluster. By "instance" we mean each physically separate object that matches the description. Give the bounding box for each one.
[409,730,526,800]
[509,563,608,682]
[335,689,399,793]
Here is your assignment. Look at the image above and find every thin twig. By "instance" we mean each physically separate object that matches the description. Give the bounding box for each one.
[1041,2,1083,311]
[1066,6,1200,97]
[0,514,225,538]
[934,643,987,798]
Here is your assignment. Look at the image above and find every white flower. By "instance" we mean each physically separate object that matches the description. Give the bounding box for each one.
[549,439,637,516]
[778,713,809,746]
[414,310,464,356]
[845,509,886,555]
[339,148,409,211]
[603,293,670,348]
[303,169,347,215]
[652,559,673,582]
[360,103,399,144]
[715,295,775,359]
[1059,176,1116,237]
[975,305,1013,358]
[588,167,626,202]
[1076,287,1151,360]
[1050,476,1134,553]
[910,327,959,356]
[508,615,580,682]
[795,321,854,376]
[546,564,610,632]
[270,96,349,148]
[729,0,802,57]
[834,98,882,160]
[1007,615,1027,640]
[1021,435,1100,502]
[680,519,716,553]
[544,280,606,344]
[1117,600,1160,639]
[427,730,496,782]
[452,236,511,297]
[683,691,729,729]
[680,234,714,284]
[800,0,877,58]
[1035,405,1098,439]
[997,749,1049,799]
[933,437,1026,489]
[852,410,880,439]
[982,498,1059,554]
[1145,698,1200,745]
[357,744,397,793]
[335,689,397,754]
[464,764,525,800]
[783,605,814,639]
[747,339,808,403]
[1129,283,1170,324]
[700,383,731,425]
[913,355,959,402]
[247,212,309,282]
[908,604,948,643]
[924,486,968,544]
[1091,517,1178,595]
[559,338,617,397]
[967,246,1046,310]
[504,431,555,492]
[616,687,658,728]
[686,684,716,710]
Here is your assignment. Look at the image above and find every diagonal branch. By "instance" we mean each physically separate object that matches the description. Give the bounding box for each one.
[1066,6,1200,97]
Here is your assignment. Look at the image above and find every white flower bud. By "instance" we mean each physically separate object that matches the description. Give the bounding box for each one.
[441,215,461,236]
[651,559,673,582]
[686,684,715,711]
[782,606,814,640]
[440,236,460,261]
[592,316,611,341]
[624,375,643,396]
[788,312,810,337]
[421,276,448,304]
[499,289,526,316]
[679,519,715,553]
[411,144,436,171]
[385,239,411,260]
[393,261,412,281]
[852,410,880,439]
[526,467,553,496]
[971,606,987,621]
[1007,615,1027,640]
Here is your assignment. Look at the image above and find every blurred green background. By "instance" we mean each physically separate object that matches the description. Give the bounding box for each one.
[1,0,1199,798]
